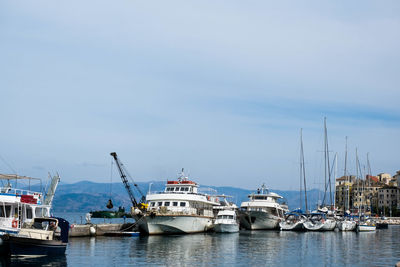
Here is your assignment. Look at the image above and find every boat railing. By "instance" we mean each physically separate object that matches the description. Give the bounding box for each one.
[0,187,41,197]
[147,207,214,217]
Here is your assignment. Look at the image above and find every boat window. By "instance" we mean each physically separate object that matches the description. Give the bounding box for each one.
[180,187,185,191]
[26,207,33,219]
[175,187,179,191]
[165,202,170,206]
[0,205,11,217]
[35,208,46,217]
[150,202,155,207]
[184,187,189,191]
[180,202,186,207]
[157,202,162,206]
[173,202,178,206]
[229,215,234,219]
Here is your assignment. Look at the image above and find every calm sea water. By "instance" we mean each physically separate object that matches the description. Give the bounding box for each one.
[1,213,399,266]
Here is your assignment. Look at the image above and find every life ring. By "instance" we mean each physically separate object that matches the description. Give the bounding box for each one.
[12,219,18,228]
[207,196,210,201]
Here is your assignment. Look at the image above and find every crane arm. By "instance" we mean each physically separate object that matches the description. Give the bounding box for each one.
[110,152,138,207]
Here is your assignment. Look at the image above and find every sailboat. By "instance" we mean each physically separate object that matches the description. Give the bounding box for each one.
[304,118,336,231]
[337,137,357,231]
[355,150,376,232]
[280,129,308,231]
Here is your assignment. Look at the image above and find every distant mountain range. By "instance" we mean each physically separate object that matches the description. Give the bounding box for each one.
[42,180,327,212]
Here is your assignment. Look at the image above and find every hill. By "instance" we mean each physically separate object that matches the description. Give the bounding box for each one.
[46,181,325,212]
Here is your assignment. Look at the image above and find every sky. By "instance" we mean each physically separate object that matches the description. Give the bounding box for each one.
[0,1,399,190]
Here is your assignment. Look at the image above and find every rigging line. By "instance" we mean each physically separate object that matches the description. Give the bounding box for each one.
[0,155,17,174]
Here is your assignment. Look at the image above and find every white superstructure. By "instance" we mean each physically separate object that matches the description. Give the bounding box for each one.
[0,174,55,236]
[134,170,219,235]
[239,184,288,230]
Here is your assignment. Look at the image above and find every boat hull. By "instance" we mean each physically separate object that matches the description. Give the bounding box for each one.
[357,225,376,232]
[239,211,281,230]
[304,219,336,231]
[279,221,305,231]
[7,236,67,256]
[338,221,357,231]
[136,215,213,235]
[214,223,239,233]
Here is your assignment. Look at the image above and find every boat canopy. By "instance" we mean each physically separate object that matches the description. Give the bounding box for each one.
[0,174,41,181]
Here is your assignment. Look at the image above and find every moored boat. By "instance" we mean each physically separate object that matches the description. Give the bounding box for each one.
[303,212,336,231]
[0,173,60,255]
[133,169,220,235]
[7,217,70,256]
[214,209,239,233]
[337,219,357,231]
[239,184,288,230]
[279,211,306,231]
[357,220,376,232]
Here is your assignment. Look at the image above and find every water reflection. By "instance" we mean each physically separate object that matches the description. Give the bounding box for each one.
[0,226,398,266]
[0,255,67,267]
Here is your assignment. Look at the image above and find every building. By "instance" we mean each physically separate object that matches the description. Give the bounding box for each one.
[351,178,382,214]
[335,175,355,212]
[393,170,400,187]
[377,173,392,185]
[378,186,399,216]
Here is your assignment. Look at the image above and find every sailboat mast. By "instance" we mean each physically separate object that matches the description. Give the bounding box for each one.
[322,117,333,208]
[356,148,360,218]
[300,129,308,212]
[299,129,303,211]
[334,152,337,211]
[344,136,348,212]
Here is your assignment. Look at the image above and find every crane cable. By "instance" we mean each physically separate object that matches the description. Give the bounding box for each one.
[106,159,114,209]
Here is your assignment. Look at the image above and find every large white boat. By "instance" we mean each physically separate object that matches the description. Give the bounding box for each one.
[239,185,288,230]
[134,170,220,235]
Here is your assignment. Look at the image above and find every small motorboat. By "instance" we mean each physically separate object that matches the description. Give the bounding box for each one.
[214,209,239,233]
[357,220,376,232]
[6,217,69,256]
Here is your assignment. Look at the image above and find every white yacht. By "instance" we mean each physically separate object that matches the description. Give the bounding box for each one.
[133,170,220,235]
[239,185,288,230]
[213,196,239,233]
[214,209,239,233]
